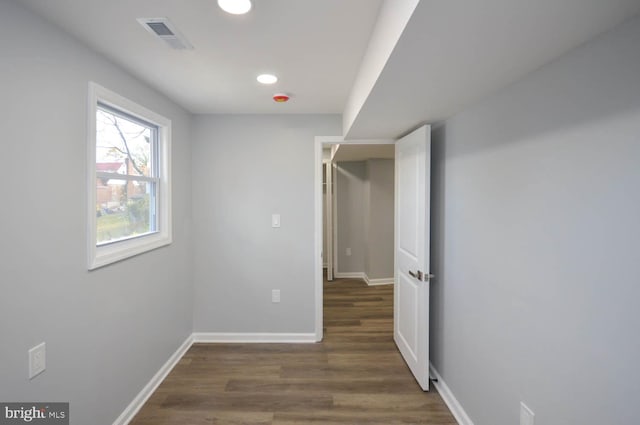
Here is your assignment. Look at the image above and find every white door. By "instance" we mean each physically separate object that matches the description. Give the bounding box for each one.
[394,125,432,390]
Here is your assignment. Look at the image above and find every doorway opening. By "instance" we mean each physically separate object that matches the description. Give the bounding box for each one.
[314,126,433,391]
[314,137,395,341]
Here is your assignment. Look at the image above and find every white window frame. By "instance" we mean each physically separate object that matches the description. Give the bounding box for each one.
[87,82,172,270]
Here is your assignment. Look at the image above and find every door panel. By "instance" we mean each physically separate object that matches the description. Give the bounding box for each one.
[397,272,419,361]
[394,125,431,390]
[398,144,419,256]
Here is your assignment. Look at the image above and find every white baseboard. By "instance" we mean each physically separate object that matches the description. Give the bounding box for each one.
[113,331,318,424]
[112,334,194,425]
[193,332,317,343]
[429,363,474,425]
[363,276,394,286]
[334,272,394,286]
[334,272,365,280]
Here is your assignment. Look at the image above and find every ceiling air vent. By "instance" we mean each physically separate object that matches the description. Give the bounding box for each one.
[137,18,193,50]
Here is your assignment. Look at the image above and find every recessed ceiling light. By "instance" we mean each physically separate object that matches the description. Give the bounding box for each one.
[218,0,252,15]
[257,74,278,84]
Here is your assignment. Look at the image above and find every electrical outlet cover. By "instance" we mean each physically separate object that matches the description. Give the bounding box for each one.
[272,289,281,303]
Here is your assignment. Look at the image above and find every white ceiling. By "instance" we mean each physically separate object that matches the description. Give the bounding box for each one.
[20,0,382,114]
[333,144,395,162]
[345,0,640,139]
[20,0,640,138]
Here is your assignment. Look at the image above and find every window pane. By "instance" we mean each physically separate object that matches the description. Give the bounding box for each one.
[96,107,154,177]
[96,178,157,245]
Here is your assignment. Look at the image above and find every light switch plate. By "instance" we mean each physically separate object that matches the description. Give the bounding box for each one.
[29,342,46,379]
[271,214,281,228]
[520,402,535,425]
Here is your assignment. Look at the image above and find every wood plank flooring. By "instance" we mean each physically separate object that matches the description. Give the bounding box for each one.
[130,277,456,424]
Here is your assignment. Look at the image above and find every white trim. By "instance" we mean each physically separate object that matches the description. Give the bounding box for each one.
[331,143,340,161]
[193,333,317,343]
[318,135,345,145]
[317,136,395,145]
[364,276,394,286]
[332,162,339,277]
[314,138,324,342]
[429,364,474,425]
[112,334,193,425]
[113,331,319,424]
[333,272,394,286]
[325,160,334,281]
[334,272,366,280]
[95,172,158,183]
[88,82,172,270]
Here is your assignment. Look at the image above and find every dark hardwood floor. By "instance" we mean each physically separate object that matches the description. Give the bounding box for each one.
[130,277,456,424]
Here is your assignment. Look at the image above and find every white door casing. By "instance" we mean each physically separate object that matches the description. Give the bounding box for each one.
[325,161,334,281]
[394,125,431,390]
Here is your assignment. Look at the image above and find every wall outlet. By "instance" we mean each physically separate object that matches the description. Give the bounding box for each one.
[272,289,281,303]
[346,247,352,256]
[29,342,46,379]
[520,402,535,425]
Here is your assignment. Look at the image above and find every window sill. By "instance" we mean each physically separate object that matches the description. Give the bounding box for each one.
[88,232,172,270]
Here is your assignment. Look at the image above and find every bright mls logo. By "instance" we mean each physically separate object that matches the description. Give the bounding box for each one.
[0,403,68,424]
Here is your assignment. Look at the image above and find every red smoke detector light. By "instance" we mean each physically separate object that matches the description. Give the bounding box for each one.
[273,93,290,103]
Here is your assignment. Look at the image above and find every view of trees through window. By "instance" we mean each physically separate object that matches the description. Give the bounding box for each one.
[95,106,157,245]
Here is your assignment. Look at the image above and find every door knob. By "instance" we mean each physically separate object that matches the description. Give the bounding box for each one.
[408,270,435,282]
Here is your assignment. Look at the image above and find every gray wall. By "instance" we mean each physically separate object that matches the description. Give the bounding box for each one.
[191,114,340,333]
[0,3,193,425]
[335,159,394,279]
[365,159,394,279]
[430,14,640,425]
[335,161,367,274]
